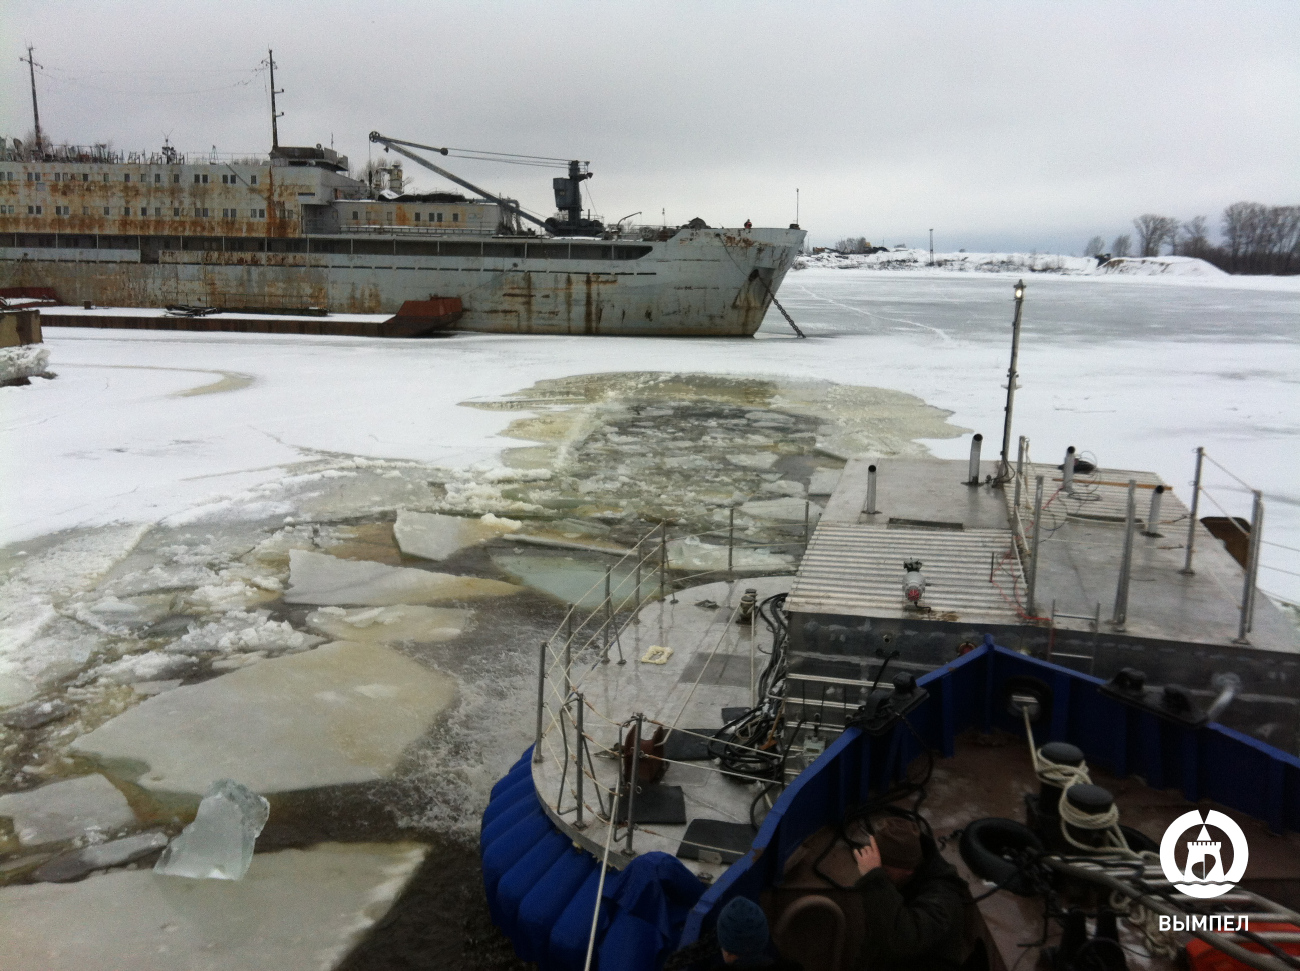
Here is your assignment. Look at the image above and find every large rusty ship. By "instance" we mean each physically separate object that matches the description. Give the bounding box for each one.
[0,132,805,337]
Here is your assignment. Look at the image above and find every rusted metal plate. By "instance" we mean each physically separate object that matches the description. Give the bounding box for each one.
[383,296,463,337]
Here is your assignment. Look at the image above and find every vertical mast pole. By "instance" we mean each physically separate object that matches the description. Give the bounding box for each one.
[268,49,283,150]
[22,46,43,156]
[998,281,1026,483]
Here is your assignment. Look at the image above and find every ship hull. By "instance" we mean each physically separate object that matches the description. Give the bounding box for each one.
[0,227,804,337]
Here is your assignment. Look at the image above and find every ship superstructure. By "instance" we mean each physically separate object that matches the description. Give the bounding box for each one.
[0,136,804,336]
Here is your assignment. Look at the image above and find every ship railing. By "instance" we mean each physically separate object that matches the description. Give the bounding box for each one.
[336,224,497,237]
[1005,439,1282,649]
[530,509,815,855]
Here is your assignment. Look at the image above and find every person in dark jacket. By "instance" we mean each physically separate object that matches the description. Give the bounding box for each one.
[851,816,971,971]
[706,896,803,969]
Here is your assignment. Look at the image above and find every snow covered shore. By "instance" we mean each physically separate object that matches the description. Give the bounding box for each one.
[797,249,1249,281]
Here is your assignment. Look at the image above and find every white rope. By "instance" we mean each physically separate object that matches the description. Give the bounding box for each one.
[583,786,620,971]
[1022,710,1176,956]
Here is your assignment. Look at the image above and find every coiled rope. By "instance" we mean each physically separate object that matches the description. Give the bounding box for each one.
[1022,708,1176,957]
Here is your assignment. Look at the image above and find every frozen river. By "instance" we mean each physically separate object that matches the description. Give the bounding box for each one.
[7,267,1294,601]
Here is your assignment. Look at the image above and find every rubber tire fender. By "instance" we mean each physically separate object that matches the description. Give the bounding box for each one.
[959,818,1044,897]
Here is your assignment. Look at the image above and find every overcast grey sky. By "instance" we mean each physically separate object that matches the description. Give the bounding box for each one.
[4,1,1296,251]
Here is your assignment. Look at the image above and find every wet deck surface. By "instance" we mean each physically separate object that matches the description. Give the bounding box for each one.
[800,456,1299,652]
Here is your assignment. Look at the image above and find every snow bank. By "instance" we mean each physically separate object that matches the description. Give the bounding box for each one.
[1096,256,1228,277]
[0,344,50,384]
[797,248,1098,275]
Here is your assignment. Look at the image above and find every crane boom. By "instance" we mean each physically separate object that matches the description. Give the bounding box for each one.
[368,131,550,232]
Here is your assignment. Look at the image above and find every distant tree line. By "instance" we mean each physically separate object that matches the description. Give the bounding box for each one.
[1085,202,1300,274]
[833,237,890,255]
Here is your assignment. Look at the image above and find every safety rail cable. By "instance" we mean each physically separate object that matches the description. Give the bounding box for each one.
[533,516,805,842]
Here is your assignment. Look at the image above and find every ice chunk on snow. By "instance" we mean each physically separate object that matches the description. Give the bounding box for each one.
[154,779,269,880]
[0,344,50,383]
[393,510,520,561]
[284,549,518,606]
[305,605,471,644]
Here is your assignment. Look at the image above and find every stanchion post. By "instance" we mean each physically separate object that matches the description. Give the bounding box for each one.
[533,640,547,763]
[1112,480,1137,628]
[625,714,643,855]
[728,506,735,574]
[574,694,585,828]
[659,522,667,602]
[1027,475,1045,616]
[1236,491,1264,643]
[1182,447,1204,575]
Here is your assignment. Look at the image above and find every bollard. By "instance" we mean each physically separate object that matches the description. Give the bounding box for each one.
[1236,492,1265,643]
[1143,485,1165,537]
[1062,446,1076,495]
[728,506,735,573]
[804,500,811,546]
[574,695,585,828]
[865,464,878,515]
[967,434,983,485]
[1182,447,1204,575]
[1112,480,1137,628]
[533,641,548,763]
[1027,475,1045,615]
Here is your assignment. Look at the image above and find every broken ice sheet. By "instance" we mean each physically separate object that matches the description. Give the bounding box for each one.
[153,779,269,881]
[393,510,520,561]
[284,549,519,606]
[666,536,793,573]
[304,605,472,644]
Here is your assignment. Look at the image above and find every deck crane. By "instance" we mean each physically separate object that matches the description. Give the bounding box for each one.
[367,132,604,237]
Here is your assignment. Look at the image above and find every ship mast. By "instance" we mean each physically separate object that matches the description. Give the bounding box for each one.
[265,49,284,150]
[20,45,43,156]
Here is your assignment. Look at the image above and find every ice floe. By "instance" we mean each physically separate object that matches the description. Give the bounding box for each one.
[70,640,457,799]
[0,774,137,848]
[393,510,521,561]
[0,841,429,971]
[305,605,473,644]
[284,549,519,606]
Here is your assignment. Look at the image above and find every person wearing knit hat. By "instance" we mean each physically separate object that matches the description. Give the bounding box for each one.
[710,896,804,969]
[852,814,973,971]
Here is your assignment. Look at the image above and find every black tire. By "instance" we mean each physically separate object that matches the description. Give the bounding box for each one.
[960,818,1044,897]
